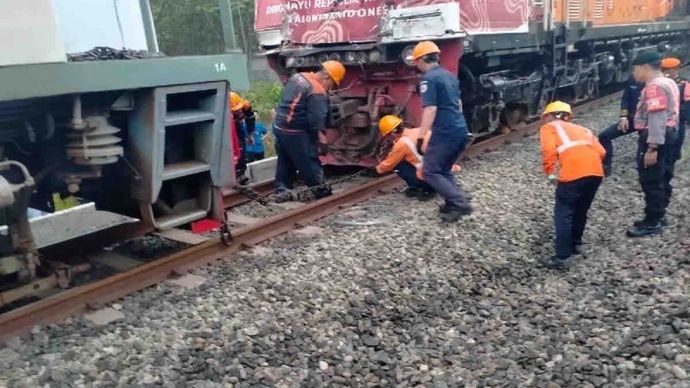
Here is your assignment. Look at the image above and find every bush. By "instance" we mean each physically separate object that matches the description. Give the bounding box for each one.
[243,81,282,124]
[241,81,282,157]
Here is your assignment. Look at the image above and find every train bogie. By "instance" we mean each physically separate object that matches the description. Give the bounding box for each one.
[0,1,248,290]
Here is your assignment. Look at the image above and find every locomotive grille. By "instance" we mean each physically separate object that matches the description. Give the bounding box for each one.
[593,0,605,19]
[567,0,583,21]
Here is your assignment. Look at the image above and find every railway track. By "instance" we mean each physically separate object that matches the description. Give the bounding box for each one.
[0,91,623,341]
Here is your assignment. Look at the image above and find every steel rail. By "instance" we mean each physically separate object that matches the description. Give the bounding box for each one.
[0,92,623,341]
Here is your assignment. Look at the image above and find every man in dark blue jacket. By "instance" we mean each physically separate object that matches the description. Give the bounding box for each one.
[411,41,472,222]
[598,76,644,176]
[273,60,346,201]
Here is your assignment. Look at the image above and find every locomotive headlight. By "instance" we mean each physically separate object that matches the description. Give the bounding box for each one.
[368,49,381,63]
[329,52,341,61]
[356,52,368,64]
[286,57,296,67]
[402,45,415,66]
[344,52,357,63]
[318,53,329,63]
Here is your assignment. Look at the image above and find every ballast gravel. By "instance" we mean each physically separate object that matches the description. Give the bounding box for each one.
[1,100,689,388]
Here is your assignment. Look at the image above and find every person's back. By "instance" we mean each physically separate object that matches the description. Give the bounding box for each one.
[540,120,606,182]
[422,66,468,137]
[274,72,328,133]
[538,102,605,270]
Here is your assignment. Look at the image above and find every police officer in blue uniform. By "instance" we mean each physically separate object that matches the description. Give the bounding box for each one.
[627,52,680,237]
[411,41,472,222]
[598,76,644,176]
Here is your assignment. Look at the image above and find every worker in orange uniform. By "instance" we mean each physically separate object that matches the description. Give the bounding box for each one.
[273,61,346,201]
[539,101,606,270]
[229,92,256,185]
[372,115,461,200]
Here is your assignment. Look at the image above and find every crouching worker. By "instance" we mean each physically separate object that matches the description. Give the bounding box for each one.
[372,115,460,201]
[539,101,606,270]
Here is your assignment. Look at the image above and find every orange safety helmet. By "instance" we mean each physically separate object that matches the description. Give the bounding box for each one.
[542,101,573,117]
[412,41,441,61]
[229,92,246,112]
[661,57,681,69]
[321,60,346,85]
[378,115,403,136]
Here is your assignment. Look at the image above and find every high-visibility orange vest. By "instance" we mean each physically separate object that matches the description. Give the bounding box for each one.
[376,128,460,178]
[539,120,606,182]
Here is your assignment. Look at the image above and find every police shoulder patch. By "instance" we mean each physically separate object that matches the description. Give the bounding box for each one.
[420,81,428,94]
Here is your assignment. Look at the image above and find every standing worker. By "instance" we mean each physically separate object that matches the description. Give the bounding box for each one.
[273,60,346,201]
[411,41,472,222]
[372,115,461,200]
[627,52,680,237]
[661,57,689,164]
[598,76,644,176]
[539,101,606,270]
[230,92,256,186]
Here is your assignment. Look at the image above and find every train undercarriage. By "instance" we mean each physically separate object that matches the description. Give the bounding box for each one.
[0,0,248,294]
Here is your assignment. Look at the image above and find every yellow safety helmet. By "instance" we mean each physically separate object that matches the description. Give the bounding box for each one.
[412,41,441,61]
[321,60,346,85]
[229,92,246,112]
[542,101,572,117]
[378,115,403,136]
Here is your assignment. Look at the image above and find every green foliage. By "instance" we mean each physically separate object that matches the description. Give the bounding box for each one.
[150,0,224,56]
[243,82,283,124]
[150,0,257,56]
[244,81,282,157]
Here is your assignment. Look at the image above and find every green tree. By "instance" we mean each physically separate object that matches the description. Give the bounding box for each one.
[150,0,257,56]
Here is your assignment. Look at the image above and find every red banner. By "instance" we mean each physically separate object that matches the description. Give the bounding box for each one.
[254,0,531,43]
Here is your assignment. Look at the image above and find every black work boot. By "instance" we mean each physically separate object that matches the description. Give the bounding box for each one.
[415,190,436,202]
[541,256,571,271]
[634,216,667,227]
[626,221,663,238]
[237,175,250,186]
[273,190,294,203]
[313,186,333,200]
[440,204,472,222]
[572,243,582,255]
[404,187,422,198]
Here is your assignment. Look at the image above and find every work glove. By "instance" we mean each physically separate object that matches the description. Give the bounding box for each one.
[547,175,558,185]
[362,168,379,177]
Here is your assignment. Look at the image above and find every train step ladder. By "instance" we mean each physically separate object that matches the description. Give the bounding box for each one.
[128,82,228,230]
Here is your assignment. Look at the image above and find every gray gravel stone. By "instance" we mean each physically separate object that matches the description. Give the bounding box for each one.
[1,98,689,387]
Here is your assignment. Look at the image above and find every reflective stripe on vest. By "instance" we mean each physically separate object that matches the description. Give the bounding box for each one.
[552,121,594,154]
[399,137,424,168]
